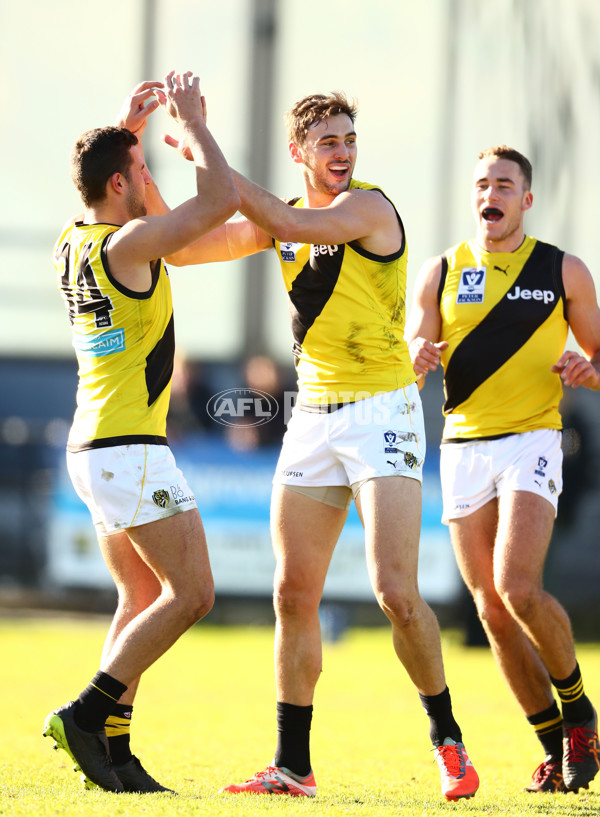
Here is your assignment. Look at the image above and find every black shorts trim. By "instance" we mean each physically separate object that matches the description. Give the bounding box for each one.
[67,435,169,453]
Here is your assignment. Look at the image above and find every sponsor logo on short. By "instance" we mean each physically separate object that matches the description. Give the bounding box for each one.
[457,267,486,303]
[152,489,170,508]
[506,286,555,304]
[171,484,194,505]
[548,479,557,494]
[207,388,280,428]
[282,470,303,478]
[74,327,125,357]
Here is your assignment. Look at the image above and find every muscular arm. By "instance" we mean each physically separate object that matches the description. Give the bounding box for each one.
[552,253,600,390]
[165,216,272,266]
[232,170,402,254]
[404,256,448,388]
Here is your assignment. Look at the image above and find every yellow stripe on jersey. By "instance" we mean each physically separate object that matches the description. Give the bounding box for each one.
[439,237,568,439]
[273,179,415,404]
[54,222,174,450]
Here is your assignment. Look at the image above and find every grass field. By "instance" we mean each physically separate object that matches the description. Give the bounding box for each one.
[1,614,599,817]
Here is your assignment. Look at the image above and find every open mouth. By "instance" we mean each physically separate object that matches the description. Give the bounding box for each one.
[482,207,504,222]
[329,164,350,179]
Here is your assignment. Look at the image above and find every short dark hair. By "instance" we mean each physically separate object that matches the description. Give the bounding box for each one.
[70,126,138,206]
[478,145,533,190]
[285,92,358,146]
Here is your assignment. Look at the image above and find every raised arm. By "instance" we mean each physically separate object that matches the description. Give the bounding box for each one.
[404,255,448,388]
[108,71,240,272]
[551,253,600,390]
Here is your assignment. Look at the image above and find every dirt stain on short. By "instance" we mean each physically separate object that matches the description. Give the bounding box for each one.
[101,469,115,482]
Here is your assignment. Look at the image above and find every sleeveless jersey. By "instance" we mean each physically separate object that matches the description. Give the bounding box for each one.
[273,179,415,405]
[438,236,567,440]
[54,221,175,451]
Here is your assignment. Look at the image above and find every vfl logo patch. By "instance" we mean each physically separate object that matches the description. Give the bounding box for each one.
[534,456,548,478]
[384,429,417,453]
[457,267,486,303]
[280,242,303,262]
[152,489,170,508]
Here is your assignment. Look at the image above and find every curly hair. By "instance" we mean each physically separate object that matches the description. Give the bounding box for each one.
[285,92,358,146]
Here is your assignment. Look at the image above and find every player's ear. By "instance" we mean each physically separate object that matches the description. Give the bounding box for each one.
[109,172,125,195]
[289,140,304,164]
[522,190,533,212]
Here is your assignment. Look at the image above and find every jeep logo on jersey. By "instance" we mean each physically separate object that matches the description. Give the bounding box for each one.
[281,242,303,262]
[457,267,486,303]
[506,286,555,304]
[207,388,280,427]
[152,489,170,508]
[312,244,339,257]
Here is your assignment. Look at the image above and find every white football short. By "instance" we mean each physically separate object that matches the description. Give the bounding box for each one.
[67,443,197,537]
[274,384,425,494]
[440,428,563,524]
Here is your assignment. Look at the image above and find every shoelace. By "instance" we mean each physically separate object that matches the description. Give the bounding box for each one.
[564,726,598,763]
[533,761,559,784]
[250,766,279,782]
[437,745,466,778]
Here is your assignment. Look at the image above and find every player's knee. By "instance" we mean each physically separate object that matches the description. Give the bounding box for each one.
[476,594,513,634]
[375,584,418,628]
[496,579,537,621]
[179,579,215,625]
[273,578,319,620]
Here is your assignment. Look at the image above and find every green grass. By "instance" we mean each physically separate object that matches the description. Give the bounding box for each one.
[1,615,599,816]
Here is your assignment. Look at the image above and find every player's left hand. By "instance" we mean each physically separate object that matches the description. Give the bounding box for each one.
[552,351,600,389]
[114,80,164,137]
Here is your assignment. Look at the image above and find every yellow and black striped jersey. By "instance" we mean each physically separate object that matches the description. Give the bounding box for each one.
[273,179,416,406]
[54,221,174,451]
[438,236,568,439]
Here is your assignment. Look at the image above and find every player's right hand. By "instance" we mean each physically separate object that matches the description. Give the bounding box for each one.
[409,337,448,375]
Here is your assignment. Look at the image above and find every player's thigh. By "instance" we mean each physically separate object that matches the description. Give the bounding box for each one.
[355,475,422,594]
[448,499,499,597]
[99,530,161,602]
[495,490,555,589]
[271,484,347,598]
[126,507,212,593]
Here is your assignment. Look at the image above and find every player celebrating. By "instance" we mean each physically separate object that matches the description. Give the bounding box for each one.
[43,72,239,793]
[406,145,600,793]
[164,92,479,802]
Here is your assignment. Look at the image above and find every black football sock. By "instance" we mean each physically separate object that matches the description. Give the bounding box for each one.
[273,702,313,778]
[527,702,563,761]
[551,663,594,724]
[419,686,462,747]
[74,670,128,732]
[106,702,134,765]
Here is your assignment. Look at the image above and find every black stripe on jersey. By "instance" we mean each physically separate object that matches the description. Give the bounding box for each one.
[146,313,175,406]
[437,255,448,304]
[288,244,346,358]
[443,241,563,413]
